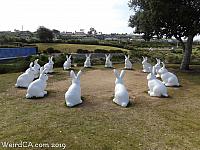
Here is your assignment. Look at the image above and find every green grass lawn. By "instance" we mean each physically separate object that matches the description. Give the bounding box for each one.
[35,43,128,53]
[0,64,200,150]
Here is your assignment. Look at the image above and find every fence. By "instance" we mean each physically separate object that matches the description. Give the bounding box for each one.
[0,47,37,60]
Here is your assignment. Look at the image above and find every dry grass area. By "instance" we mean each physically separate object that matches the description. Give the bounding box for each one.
[0,64,200,150]
[36,43,128,53]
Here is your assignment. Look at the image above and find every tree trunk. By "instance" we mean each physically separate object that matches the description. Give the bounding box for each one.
[180,35,194,70]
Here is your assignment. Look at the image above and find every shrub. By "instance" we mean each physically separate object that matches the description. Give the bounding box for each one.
[43,47,61,54]
[94,49,109,53]
[76,49,91,53]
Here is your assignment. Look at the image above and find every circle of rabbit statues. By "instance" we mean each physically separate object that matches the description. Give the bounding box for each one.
[15,54,180,108]
[105,54,113,68]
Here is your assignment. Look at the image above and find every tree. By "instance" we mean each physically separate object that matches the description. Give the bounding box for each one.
[88,27,97,35]
[37,26,53,42]
[128,0,200,70]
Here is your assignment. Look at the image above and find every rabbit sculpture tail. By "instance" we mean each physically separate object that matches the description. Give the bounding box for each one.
[105,54,113,68]
[142,56,152,73]
[158,62,180,87]
[26,67,48,99]
[65,70,82,107]
[84,54,91,68]
[44,56,54,73]
[15,62,36,88]
[124,55,133,69]
[63,55,72,70]
[147,66,168,97]
[113,69,129,107]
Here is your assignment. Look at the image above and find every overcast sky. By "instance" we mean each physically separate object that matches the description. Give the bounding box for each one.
[0,0,134,33]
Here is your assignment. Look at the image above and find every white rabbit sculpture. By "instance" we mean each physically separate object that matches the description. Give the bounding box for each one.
[105,54,113,68]
[63,55,72,70]
[84,54,91,68]
[124,55,132,69]
[154,58,161,78]
[147,66,168,97]
[25,59,40,78]
[158,62,180,87]
[15,62,36,88]
[113,69,129,107]
[65,70,82,107]
[26,67,48,98]
[44,56,54,73]
[142,56,152,73]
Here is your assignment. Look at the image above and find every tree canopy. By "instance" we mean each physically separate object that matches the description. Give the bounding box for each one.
[129,0,200,70]
[37,26,53,42]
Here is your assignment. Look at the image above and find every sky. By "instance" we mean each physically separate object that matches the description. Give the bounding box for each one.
[0,0,134,34]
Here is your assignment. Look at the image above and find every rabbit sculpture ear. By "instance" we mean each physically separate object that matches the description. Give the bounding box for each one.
[70,70,82,79]
[142,56,145,60]
[66,55,68,59]
[162,62,165,68]
[77,70,82,79]
[128,55,130,59]
[50,56,53,61]
[152,66,156,75]
[114,69,125,79]
[69,55,72,59]
[29,62,33,68]
[70,70,76,79]
[29,62,34,71]
[120,70,125,79]
[125,55,127,59]
[105,54,108,57]
[34,59,39,64]
[40,66,44,74]
[114,69,120,78]
[42,68,48,75]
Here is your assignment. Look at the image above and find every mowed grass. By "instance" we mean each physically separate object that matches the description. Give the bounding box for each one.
[35,43,128,53]
[0,64,200,150]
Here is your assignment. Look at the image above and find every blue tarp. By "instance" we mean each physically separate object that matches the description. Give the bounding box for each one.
[0,47,37,60]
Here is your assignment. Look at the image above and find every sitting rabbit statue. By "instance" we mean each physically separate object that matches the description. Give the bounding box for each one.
[84,54,91,68]
[15,62,36,88]
[63,55,72,70]
[44,56,54,73]
[142,56,152,73]
[65,70,82,107]
[105,54,112,68]
[147,66,168,97]
[25,59,40,78]
[154,58,161,78]
[124,55,132,69]
[158,62,180,87]
[113,69,129,107]
[26,67,48,98]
